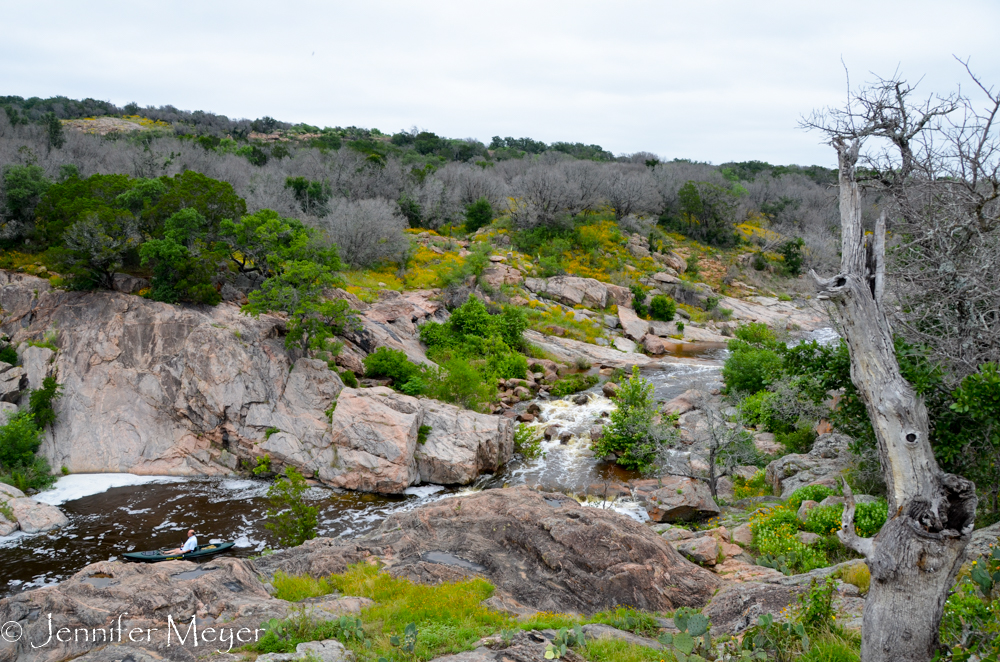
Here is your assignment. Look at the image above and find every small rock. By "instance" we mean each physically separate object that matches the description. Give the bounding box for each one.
[796,531,822,546]
[819,495,847,508]
[732,523,753,546]
[754,432,783,455]
[558,431,573,444]
[672,537,720,566]
[613,337,638,353]
[526,403,542,415]
[516,413,535,423]
[602,382,618,398]
[544,425,560,440]
[658,526,695,541]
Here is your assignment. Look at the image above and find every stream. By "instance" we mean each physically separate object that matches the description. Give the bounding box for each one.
[0,328,836,596]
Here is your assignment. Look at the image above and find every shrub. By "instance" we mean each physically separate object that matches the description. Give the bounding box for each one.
[592,366,669,471]
[550,374,598,398]
[853,499,888,537]
[0,346,17,365]
[750,504,828,574]
[264,467,318,547]
[424,358,496,412]
[787,485,836,512]
[776,426,817,454]
[779,237,805,276]
[733,469,769,500]
[28,376,62,429]
[464,197,493,233]
[514,424,544,460]
[364,347,421,386]
[648,295,676,321]
[0,411,42,470]
[803,505,843,537]
[629,284,648,317]
[339,370,358,388]
[722,346,783,394]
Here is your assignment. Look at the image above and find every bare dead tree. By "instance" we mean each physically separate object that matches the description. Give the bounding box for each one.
[802,70,982,662]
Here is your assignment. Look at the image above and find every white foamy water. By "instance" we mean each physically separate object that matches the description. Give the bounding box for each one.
[403,485,446,498]
[582,498,650,522]
[34,474,187,505]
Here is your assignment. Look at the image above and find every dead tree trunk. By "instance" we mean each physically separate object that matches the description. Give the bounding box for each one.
[810,139,978,662]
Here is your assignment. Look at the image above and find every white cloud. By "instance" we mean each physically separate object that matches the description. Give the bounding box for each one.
[1,0,997,165]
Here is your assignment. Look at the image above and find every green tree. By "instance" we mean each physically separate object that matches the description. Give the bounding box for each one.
[0,411,42,470]
[32,173,132,246]
[264,467,318,547]
[593,366,670,471]
[139,208,221,304]
[28,377,62,429]
[147,170,246,231]
[669,181,740,246]
[57,213,141,289]
[779,237,805,276]
[464,197,493,233]
[0,164,51,241]
[219,209,335,278]
[284,177,332,216]
[42,112,65,151]
[243,259,353,356]
[649,295,676,321]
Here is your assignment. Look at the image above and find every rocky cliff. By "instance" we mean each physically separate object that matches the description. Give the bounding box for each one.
[0,272,509,492]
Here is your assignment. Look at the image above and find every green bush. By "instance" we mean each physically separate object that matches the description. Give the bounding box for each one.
[592,366,668,472]
[803,505,843,537]
[853,499,888,538]
[648,295,676,322]
[750,504,828,574]
[483,336,527,380]
[0,346,17,365]
[0,411,43,470]
[514,424,544,460]
[339,370,358,388]
[629,284,648,318]
[28,376,62,429]
[364,347,421,386]
[464,197,493,233]
[722,346,783,394]
[776,426,817,454]
[550,374,598,397]
[423,358,496,413]
[787,485,837,512]
[265,467,318,547]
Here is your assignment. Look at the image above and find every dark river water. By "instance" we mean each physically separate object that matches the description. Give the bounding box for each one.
[0,346,760,595]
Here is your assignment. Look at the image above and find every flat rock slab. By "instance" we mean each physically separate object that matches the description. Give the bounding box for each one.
[582,623,664,650]
[257,486,721,615]
[257,639,353,662]
[703,581,808,635]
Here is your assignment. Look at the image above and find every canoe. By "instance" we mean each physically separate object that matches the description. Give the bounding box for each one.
[122,542,235,563]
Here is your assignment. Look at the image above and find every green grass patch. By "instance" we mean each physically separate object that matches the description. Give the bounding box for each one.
[550,373,599,397]
[578,638,669,662]
[272,571,336,602]
[329,562,510,661]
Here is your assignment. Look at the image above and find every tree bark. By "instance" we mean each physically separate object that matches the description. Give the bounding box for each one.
[811,139,978,662]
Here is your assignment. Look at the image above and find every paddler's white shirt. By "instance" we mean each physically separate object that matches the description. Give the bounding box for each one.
[181,535,198,553]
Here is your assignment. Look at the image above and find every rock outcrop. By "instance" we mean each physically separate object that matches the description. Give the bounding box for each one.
[0,481,68,535]
[633,477,721,522]
[0,558,286,662]
[0,273,508,492]
[765,433,854,497]
[256,486,721,615]
[524,276,631,309]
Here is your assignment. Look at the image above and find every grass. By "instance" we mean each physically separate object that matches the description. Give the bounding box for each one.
[273,571,336,602]
[798,630,861,662]
[327,562,509,661]
[578,639,670,661]
[836,563,870,596]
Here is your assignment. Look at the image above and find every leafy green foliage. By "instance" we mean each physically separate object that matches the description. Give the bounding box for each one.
[779,238,805,276]
[664,180,740,247]
[592,607,660,637]
[284,176,332,216]
[0,411,42,469]
[264,467,318,547]
[28,376,62,429]
[550,374,598,397]
[139,208,220,304]
[0,346,17,365]
[1,164,51,241]
[339,369,358,388]
[513,423,544,460]
[544,625,586,659]
[364,347,422,386]
[723,347,782,394]
[56,212,141,289]
[593,366,670,471]
[42,112,65,151]
[417,425,432,445]
[630,284,648,318]
[787,485,836,512]
[648,294,676,321]
[464,197,493,233]
[939,545,1000,661]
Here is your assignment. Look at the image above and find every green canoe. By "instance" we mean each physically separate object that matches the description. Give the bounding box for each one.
[122,542,235,563]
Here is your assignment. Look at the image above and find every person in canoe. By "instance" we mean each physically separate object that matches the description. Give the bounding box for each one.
[163,529,198,556]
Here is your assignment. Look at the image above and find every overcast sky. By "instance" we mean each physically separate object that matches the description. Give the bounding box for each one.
[2,0,998,166]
